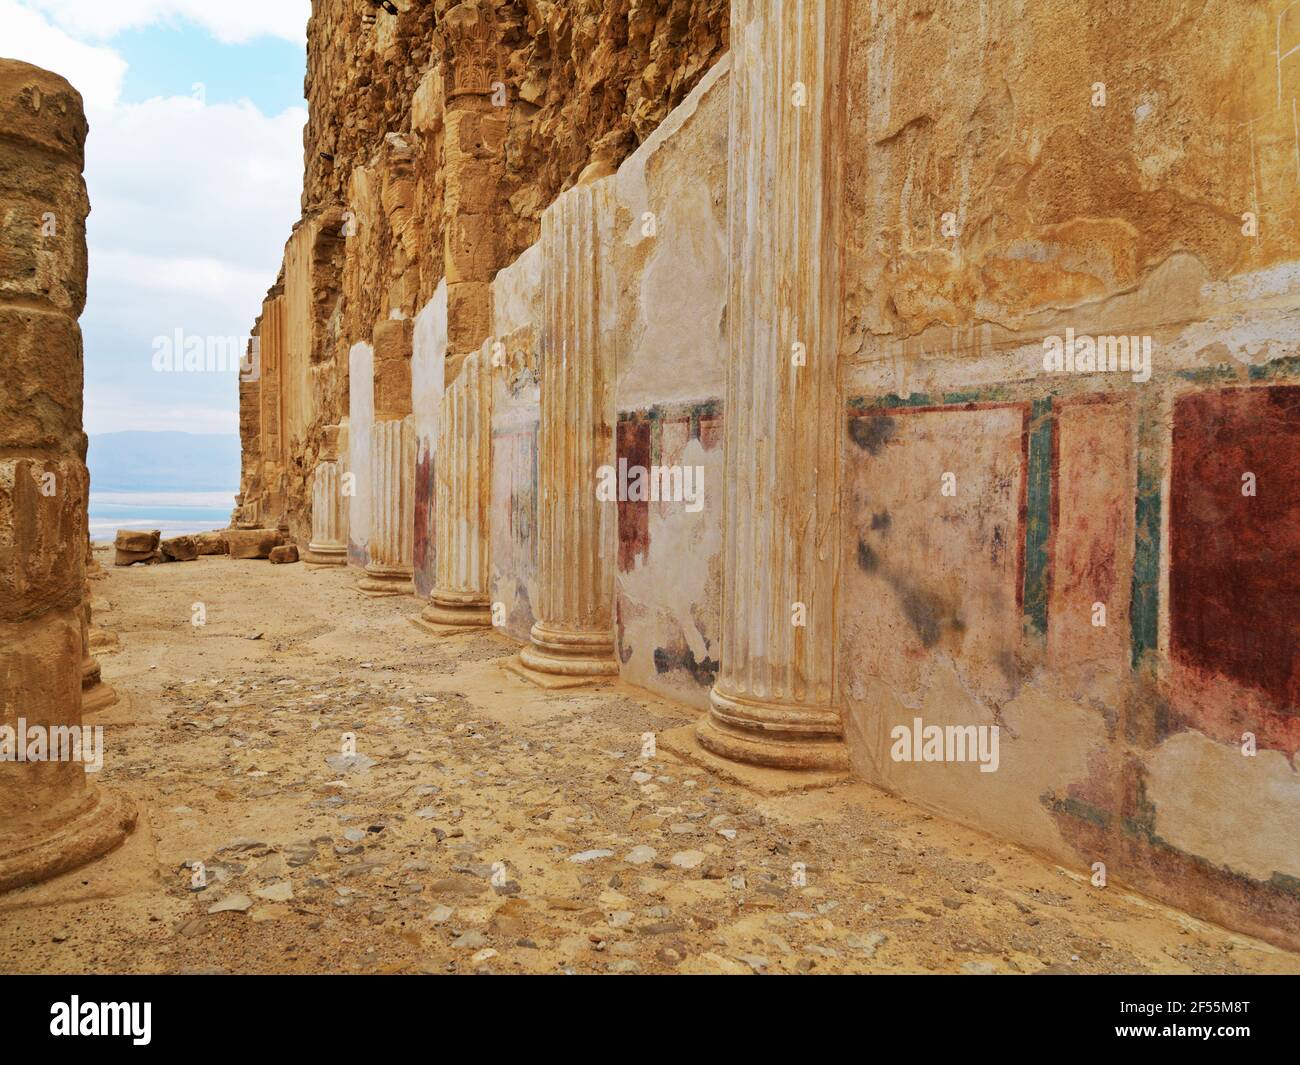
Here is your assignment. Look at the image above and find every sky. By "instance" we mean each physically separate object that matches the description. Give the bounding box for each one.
[2,0,311,435]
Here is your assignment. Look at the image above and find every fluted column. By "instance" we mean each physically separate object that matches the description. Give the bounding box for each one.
[358,416,416,594]
[80,595,117,714]
[307,424,347,565]
[421,345,492,628]
[0,60,135,893]
[696,0,849,771]
[80,506,116,713]
[359,318,415,596]
[511,180,618,682]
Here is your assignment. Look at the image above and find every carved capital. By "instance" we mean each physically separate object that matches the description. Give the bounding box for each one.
[439,0,500,100]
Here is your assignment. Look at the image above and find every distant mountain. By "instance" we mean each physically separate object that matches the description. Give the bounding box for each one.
[88,431,240,492]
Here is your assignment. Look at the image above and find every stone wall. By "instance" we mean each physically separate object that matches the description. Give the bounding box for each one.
[238,0,1300,950]
[239,0,729,543]
[835,0,1300,948]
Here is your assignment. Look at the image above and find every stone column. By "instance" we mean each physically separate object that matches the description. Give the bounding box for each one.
[696,0,850,771]
[511,181,618,683]
[306,424,347,564]
[257,293,287,529]
[439,0,507,361]
[80,597,117,714]
[80,510,116,713]
[421,345,492,629]
[0,60,134,892]
[359,318,415,595]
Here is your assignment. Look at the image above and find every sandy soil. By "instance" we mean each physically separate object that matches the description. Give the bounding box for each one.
[1,546,1296,975]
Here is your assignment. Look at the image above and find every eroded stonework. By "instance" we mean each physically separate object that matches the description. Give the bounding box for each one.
[230,2,1300,952]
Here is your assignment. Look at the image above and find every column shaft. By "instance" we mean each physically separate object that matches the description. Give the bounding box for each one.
[422,346,492,627]
[0,60,134,892]
[697,0,849,770]
[307,459,347,564]
[359,417,416,594]
[514,181,618,681]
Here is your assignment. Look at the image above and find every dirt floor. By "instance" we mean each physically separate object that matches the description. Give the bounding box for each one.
[1,546,1296,975]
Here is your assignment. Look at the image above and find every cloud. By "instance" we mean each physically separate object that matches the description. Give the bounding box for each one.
[1,3,305,436]
[17,0,311,46]
[0,0,127,106]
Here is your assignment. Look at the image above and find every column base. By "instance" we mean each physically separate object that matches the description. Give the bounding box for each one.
[421,589,491,629]
[507,621,618,687]
[81,658,119,714]
[357,563,413,597]
[82,680,119,714]
[698,685,850,772]
[0,787,137,894]
[305,542,347,566]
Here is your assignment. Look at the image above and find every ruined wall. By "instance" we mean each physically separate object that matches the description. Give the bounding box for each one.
[489,245,541,641]
[235,0,1299,951]
[838,0,1300,948]
[610,59,729,709]
[240,0,729,546]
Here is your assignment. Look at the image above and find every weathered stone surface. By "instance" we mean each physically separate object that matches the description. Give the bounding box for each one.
[269,544,300,565]
[115,529,159,553]
[226,529,283,560]
[113,528,161,567]
[217,0,1300,960]
[160,535,200,562]
[237,0,729,546]
[0,58,134,895]
[194,531,228,555]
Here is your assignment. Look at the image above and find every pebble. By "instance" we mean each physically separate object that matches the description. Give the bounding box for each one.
[624,845,656,865]
[568,849,614,863]
[325,752,378,774]
[671,850,705,870]
[207,893,254,914]
[452,930,489,949]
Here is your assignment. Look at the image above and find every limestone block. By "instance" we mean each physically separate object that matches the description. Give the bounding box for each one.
[226,528,282,560]
[0,458,86,620]
[372,318,413,418]
[269,544,300,565]
[160,535,199,561]
[194,531,228,555]
[113,528,160,566]
[411,64,445,134]
[0,310,84,449]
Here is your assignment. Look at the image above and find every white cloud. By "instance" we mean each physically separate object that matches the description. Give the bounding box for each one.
[84,391,240,435]
[0,3,305,436]
[0,0,127,107]
[17,0,311,46]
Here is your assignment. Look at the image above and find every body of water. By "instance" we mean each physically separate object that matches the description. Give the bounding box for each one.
[89,491,235,541]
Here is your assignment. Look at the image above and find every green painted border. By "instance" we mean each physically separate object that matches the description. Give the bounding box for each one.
[1023,398,1054,636]
[847,387,1053,637]
[1130,404,1163,671]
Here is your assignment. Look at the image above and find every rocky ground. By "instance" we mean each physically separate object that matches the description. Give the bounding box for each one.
[1,548,1296,975]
